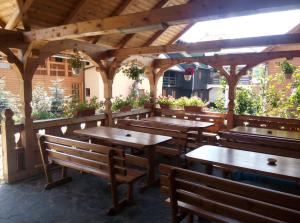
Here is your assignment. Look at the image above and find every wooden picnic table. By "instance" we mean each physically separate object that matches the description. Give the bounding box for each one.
[143,116,214,142]
[230,126,300,141]
[74,126,171,189]
[186,145,300,183]
[143,116,214,131]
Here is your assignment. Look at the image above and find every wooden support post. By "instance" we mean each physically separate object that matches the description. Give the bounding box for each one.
[104,79,113,126]
[20,74,36,175]
[1,109,17,183]
[227,65,237,130]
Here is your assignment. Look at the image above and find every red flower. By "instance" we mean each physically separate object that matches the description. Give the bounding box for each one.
[184,67,195,76]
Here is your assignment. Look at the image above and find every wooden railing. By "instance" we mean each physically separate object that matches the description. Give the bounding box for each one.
[0,108,152,183]
[234,115,300,131]
[154,108,227,133]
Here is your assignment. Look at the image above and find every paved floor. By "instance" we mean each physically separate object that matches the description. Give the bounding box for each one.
[0,161,298,223]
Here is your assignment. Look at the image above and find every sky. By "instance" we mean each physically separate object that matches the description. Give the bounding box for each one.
[179,10,300,54]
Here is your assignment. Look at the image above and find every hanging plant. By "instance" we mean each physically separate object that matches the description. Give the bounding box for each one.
[70,54,82,76]
[280,60,295,79]
[184,66,195,81]
[121,64,145,81]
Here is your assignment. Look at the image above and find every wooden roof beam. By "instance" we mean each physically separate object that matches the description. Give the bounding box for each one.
[5,0,34,30]
[63,0,90,24]
[109,33,300,58]
[116,0,171,48]
[24,0,300,41]
[92,0,134,44]
[0,29,26,48]
[153,50,300,67]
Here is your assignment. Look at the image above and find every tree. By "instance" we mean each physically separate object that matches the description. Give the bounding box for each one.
[49,80,64,115]
[0,76,21,121]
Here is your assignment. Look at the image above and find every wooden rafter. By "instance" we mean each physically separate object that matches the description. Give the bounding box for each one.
[24,0,300,41]
[153,50,300,68]
[0,29,25,48]
[92,0,134,44]
[63,0,89,24]
[167,23,194,44]
[116,0,170,49]
[109,33,300,58]
[5,0,34,30]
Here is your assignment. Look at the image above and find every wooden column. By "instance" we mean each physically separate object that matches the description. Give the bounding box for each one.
[104,79,113,126]
[227,65,238,129]
[19,72,36,174]
[1,109,17,183]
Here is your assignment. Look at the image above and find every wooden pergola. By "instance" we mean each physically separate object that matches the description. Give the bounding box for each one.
[1,0,300,182]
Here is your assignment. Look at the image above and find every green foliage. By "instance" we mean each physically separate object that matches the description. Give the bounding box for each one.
[32,111,56,120]
[176,97,189,108]
[49,80,64,115]
[122,64,145,81]
[0,77,21,121]
[137,93,151,107]
[63,96,103,117]
[188,96,205,106]
[157,95,176,106]
[70,55,82,68]
[214,96,226,113]
[112,96,132,112]
[280,60,295,75]
[234,87,261,115]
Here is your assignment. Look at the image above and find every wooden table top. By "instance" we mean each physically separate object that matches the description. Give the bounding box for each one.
[186,145,300,182]
[74,126,171,148]
[143,116,214,131]
[231,126,300,141]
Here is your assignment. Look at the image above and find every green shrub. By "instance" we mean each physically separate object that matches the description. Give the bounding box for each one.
[63,96,102,117]
[187,96,205,106]
[157,95,175,106]
[137,93,151,107]
[112,96,132,112]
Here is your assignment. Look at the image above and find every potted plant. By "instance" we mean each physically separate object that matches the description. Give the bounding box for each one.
[112,96,132,112]
[280,60,295,79]
[137,93,152,109]
[63,97,102,117]
[122,64,145,81]
[70,54,82,76]
[157,95,175,109]
[184,96,205,113]
[184,67,195,81]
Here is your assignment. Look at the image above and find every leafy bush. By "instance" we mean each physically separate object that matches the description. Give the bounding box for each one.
[234,87,260,115]
[32,111,56,120]
[137,93,151,107]
[63,96,102,117]
[280,60,295,75]
[112,96,132,112]
[188,96,205,106]
[122,64,145,81]
[157,95,176,106]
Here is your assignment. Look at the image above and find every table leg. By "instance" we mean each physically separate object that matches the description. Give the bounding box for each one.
[197,130,204,144]
[204,163,213,175]
[140,146,156,192]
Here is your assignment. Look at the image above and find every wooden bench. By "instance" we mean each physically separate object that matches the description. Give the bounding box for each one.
[218,130,300,158]
[37,134,145,215]
[117,119,188,165]
[160,164,300,223]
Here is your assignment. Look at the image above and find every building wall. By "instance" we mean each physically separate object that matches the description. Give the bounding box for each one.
[266,43,300,75]
[0,57,84,100]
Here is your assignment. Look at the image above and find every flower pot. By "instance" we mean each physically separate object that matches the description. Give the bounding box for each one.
[184,74,192,81]
[184,106,203,113]
[159,104,170,109]
[144,103,153,109]
[120,105,132,112]
[74,109,95,117]
[72,67,81,76]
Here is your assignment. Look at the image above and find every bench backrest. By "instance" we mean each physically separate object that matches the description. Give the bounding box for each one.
[117,119,188,140]
[218,131,300,158]
[38,134,127,179]
[160,164,300,223]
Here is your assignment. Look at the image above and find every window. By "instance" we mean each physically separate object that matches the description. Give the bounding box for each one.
[85,88,91,97]
[72,83,80,99]
[54,57,63,62]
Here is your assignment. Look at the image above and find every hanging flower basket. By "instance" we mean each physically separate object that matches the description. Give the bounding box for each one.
[184,67,195,81]
[70,54,82,76]
[280,60,295,79]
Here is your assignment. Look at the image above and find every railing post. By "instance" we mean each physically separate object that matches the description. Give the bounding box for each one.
[1,109,17,183]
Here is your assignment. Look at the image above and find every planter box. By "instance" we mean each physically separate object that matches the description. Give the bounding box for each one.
[184,106,203,113]
[120,105,132,112]
[144,103,153,109]
[159,104,170,109]
[74,109,95,117]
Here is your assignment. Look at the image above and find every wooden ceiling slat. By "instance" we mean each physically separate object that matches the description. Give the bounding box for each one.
[63,0,90,24]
